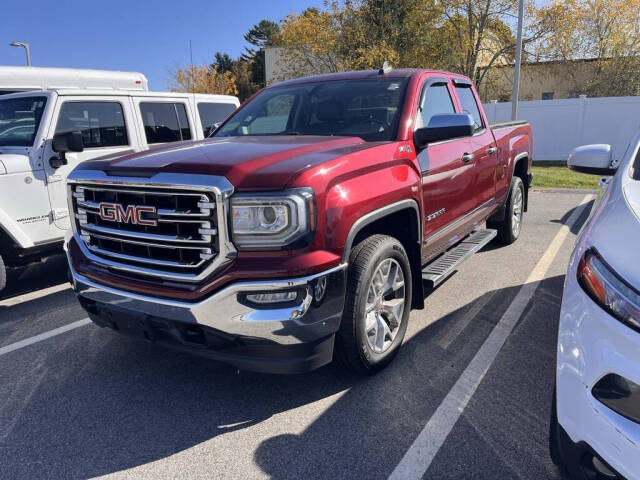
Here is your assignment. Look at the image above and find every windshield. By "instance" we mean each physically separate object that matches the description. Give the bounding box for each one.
[0,96,47,147]
[215,78,409,142]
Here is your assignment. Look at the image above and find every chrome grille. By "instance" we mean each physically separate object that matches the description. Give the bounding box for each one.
[67,171,236,282]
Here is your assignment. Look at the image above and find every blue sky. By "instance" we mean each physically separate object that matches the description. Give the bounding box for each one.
[1,0,324,90]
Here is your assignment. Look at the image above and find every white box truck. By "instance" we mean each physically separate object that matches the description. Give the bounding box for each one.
[0,66,239,291]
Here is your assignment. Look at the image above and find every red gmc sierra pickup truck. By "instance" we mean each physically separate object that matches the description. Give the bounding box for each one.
[64,68,533,374]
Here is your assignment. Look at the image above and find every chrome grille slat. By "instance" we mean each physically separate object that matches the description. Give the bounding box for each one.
[80,222,213,244]
[77,199,211,218]
[68,171,237,281]
[85,231,213,252]
[86,244,206,269]
[78,186,207,198]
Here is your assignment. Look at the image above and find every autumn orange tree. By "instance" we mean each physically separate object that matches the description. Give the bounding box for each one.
[530,0,640,96]
[276,0,552,93]
[169,64,238,96]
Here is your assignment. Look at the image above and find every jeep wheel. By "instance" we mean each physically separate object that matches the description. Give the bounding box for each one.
[489,176,524,245]
[0,254,6,293]
[336,235,412,374]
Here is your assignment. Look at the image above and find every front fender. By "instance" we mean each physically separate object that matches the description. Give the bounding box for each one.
[322,162,421,259]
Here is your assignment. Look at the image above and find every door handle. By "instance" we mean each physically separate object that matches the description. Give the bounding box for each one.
[487,147,498,155]
[461,153,474,164]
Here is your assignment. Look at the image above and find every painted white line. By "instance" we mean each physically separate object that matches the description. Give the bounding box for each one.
[389,194,594,480]
[0,283,70,307]
[0,318,91,357]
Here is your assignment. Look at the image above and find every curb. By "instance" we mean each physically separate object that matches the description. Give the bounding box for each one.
[532,187,598,194]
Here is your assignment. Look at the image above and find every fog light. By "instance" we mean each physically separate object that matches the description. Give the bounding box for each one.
[246,291,298,304]
[592,374,640,424]
[313,277,327,303]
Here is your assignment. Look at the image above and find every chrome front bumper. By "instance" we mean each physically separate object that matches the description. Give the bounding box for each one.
[68,257,347,346]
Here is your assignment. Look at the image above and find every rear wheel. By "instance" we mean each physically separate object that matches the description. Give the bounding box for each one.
[489,176,524,245]
[336,234,412,374]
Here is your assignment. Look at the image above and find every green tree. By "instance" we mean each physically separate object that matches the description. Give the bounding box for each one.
[242,19,281,88]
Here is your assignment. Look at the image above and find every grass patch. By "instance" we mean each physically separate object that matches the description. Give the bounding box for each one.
[531,161,599,189]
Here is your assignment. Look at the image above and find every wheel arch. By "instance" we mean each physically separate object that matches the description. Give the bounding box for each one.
[512,151,530,212]
[342,199,424,310]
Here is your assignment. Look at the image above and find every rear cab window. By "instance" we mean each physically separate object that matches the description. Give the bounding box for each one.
[140,102,192,144]
[454,83,484,132]
[55,101,128,148]
[197,102,237,137]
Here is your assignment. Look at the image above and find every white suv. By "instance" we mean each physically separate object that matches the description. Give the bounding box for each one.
[0,68,239,292]
[551,136,640,479]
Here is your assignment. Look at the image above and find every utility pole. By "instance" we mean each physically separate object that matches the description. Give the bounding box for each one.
[511,0,524,120]
[10,41,31,66]
[189,40,194,92]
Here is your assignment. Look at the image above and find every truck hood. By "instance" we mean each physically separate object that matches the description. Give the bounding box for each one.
[77,136,375,189]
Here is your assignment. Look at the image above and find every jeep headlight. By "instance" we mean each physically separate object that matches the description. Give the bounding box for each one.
[230,189,315,249]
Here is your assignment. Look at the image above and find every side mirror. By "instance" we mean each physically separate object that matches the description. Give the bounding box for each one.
[414,113,474,151]
[50,131,83,169]
[52,131,84,154]
[568,144,616,176]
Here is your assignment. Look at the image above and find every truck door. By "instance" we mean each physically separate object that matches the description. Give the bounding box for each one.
[43,96,137,229]
[453,81,498,208]
[417,79,476,257]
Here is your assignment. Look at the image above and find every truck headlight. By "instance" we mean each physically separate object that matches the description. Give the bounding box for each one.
[578,248,640,333]
[230,189,315,249]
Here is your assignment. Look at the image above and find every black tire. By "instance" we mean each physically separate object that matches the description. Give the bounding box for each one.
[0,254,5,293]
[488,176,525,245]
[549,387,569,478]
[335,234,412,374]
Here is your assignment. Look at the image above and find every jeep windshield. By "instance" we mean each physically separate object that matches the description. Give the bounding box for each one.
[214,78,409,142]
[0,96,47,147]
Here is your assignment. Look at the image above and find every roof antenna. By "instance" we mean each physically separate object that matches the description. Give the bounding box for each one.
[379,61,392,75]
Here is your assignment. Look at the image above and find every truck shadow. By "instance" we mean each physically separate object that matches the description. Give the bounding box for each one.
[0,254,68,301]
[1,276,564,479]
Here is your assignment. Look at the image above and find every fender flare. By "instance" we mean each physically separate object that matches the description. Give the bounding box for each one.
[341,199,421,263]
[490,151,530,222]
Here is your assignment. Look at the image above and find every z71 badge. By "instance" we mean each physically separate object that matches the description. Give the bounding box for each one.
[426,208,446,222]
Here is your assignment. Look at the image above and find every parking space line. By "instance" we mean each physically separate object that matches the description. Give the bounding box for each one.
[0,283,70,307]
[0,318,91,357]
[388,194,594,480]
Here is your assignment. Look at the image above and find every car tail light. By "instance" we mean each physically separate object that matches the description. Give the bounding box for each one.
[578,249,640,332]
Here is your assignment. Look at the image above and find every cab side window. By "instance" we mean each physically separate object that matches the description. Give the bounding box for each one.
[454,85,483,131]
[55,101,128,148]
[198,102,237,137]
[416,83,455,130]
[140,102,192,144]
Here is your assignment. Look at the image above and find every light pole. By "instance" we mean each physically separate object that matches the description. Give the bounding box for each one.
[511,0,524,120]
[10,42,31,66]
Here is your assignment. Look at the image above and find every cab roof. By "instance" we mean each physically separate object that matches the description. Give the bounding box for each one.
[269,69,471,88]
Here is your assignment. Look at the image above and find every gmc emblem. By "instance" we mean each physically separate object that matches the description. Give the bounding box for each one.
[98,202,157,227]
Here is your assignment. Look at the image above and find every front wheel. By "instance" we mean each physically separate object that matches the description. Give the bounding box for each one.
[489,176,524,245]
[335,234,412,374]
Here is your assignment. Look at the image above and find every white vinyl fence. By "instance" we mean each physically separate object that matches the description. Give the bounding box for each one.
[483,96,640,162]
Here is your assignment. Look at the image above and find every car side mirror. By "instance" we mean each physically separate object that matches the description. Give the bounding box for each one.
[52,131,84,154]
[50,131,84,168]
[568,144,617,176]
[414,113,474,151]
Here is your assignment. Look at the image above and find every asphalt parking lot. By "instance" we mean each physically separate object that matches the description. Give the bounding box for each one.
[0,190,594,480]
